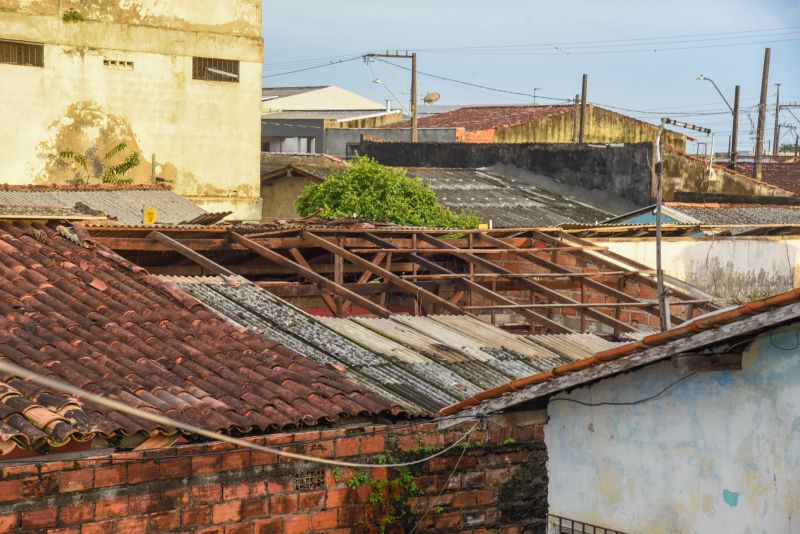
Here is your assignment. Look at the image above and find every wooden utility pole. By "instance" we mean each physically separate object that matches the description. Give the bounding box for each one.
[773,82,781,156]
[411,53,418,142]
[754,47,771,180]
[366,52,418,142]
[572,94,580,142]
[579,74,588,143]
[730,85,740,169]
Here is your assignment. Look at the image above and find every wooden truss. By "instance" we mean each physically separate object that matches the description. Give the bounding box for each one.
[85,225,721,336]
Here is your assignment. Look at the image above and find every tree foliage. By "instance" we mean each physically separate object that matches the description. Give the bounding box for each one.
[296,156,481,228]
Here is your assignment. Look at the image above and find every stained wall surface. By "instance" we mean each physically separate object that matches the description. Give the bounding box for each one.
[545,326,800,533]
[0,0,263,220]
[599,237,800,300]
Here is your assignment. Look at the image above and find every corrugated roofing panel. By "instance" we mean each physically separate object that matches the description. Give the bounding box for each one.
[0,188,207,224]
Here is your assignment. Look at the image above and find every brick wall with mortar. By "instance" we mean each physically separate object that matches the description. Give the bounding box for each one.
[0,420,546,534]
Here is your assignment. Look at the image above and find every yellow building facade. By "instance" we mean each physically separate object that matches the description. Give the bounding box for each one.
[0,0,264,220]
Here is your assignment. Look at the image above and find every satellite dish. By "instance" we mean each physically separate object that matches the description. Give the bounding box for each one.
[423,92,441,104]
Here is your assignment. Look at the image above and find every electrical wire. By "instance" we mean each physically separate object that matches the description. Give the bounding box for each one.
[414,26,800,52]
[374,59,570,102]
[0,358,480,469]
[262,56,364,78]
[549,372,697,407]
[0,413,480,465]
[407,443,469,534]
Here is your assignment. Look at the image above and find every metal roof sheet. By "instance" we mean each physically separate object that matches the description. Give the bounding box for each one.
[408,168,614,227]
[165,276,624,416]
[0,188,207,224]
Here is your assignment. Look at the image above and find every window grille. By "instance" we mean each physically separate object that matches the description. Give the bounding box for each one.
[192,57,239,82]
[0,39,44,67]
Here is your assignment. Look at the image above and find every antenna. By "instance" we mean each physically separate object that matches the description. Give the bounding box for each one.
[423,92,440,105]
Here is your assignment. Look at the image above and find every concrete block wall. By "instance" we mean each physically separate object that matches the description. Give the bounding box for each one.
[0,421,546,534]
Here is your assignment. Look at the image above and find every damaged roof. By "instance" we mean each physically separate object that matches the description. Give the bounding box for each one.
[441,286,800,418]
[164,275,624,416]
[0,222,397,452]
[0,184,209,225]
[409,167,616,227]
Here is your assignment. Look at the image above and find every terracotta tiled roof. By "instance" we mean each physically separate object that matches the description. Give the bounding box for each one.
[440,286,800,415]
[0,222,398,450]
[387,105,572,131]
[735,161,800,195]
[0,184,174,191]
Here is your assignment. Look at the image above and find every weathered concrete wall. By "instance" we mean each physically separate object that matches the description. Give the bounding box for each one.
[662,149,792,201]
[261,174,319,221]
[360,141,654,207]
[497,105,686,152]
[545,325,800,533]
[0,1,263,220]
[326,128,459,158]
[0,0,261,35]
[598,236,800,300]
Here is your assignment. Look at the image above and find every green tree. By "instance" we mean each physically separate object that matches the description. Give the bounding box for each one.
[296,156,481,228]
[57,142,141,185]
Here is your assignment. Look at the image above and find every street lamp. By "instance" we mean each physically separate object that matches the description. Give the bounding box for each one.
[696,75,733,113]
[373,79,409,115]
[697,74,741,167]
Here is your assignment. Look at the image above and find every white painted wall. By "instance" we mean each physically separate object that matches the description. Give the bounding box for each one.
[545,325,800,533]
[596,237,800,300]
[0,1,263,220]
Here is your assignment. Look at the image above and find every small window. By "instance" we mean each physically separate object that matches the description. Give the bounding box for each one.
[0,39,44,67]
[104,59,134,70]
[193,57,239,82]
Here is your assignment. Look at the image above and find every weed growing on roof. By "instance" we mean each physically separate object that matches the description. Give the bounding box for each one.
[62,9,83,22]
[296,156,481,228]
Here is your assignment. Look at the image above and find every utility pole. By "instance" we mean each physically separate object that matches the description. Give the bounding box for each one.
[533,88,541,105]
[366,51,418,142]
[730,85,740,169]
[572,94,580,143]
[411,52,417,142]
[773,83,781,156]
[579,74,588,143]
[754,47,771,180]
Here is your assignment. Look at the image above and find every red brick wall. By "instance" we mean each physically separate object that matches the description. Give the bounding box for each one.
[0,421,545,534]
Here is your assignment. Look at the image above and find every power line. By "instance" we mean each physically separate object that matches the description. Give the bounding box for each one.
[413,27,800,55]
[263,56,364,78]
[0,358,480,469]
[374,58,570,102]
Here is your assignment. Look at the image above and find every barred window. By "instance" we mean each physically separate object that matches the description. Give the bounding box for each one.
[192,57,239,82]
[0,39,44,67]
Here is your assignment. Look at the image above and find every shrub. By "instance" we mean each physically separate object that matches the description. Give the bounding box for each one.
[296,156,481,228]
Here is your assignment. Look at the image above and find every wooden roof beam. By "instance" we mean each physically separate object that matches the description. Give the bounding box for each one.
[148,232,237,277]
[303,231,467,316]
[362,233,573,334]
[418,233,636,334]
[228,231,391,318]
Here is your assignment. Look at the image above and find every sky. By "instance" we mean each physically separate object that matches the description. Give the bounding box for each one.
[263,0,800,152]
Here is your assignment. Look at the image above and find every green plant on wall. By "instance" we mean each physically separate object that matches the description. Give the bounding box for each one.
[62,9,83,22]
[57,142,141,185]
[296,156,481,229]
